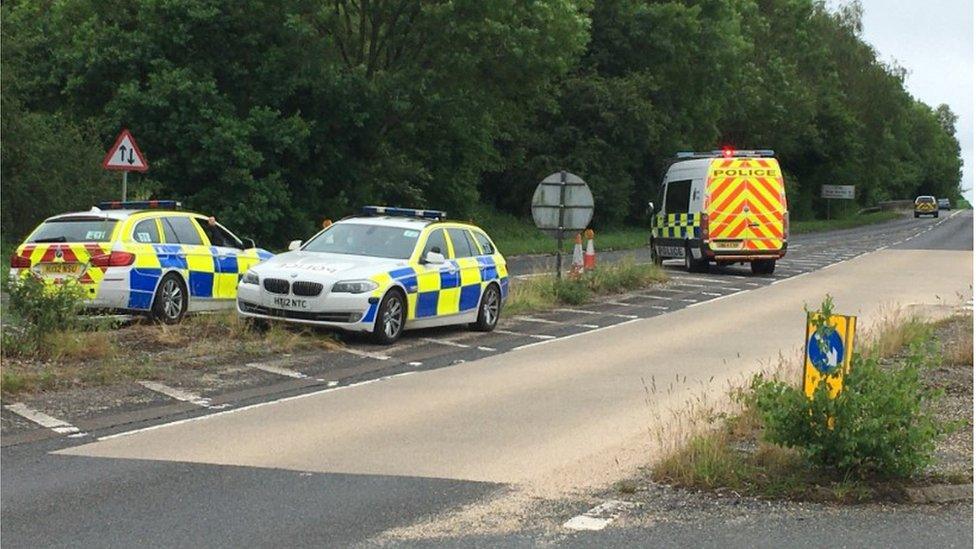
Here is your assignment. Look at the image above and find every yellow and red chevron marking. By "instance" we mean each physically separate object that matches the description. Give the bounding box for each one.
[706,158,786,248]
[16,243,111,289]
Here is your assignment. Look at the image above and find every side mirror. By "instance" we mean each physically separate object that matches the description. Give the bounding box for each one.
[288,240,303,251]
[424,250,446,264]
[647,201,655,215]
[243,237,257,250]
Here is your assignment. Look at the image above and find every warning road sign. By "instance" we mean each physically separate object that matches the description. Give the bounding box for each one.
[803,313,856,399]
[102,129,149,172]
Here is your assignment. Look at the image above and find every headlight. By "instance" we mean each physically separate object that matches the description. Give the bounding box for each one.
[331,280,378,294]
[241,270,260,285]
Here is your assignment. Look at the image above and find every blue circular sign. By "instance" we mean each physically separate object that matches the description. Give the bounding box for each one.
[808,328,844,374]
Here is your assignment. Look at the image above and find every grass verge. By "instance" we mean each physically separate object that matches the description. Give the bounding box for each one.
[649,308,972,503]
[505,260,667,315]
[0,312,337,396]
[790,211,902,234]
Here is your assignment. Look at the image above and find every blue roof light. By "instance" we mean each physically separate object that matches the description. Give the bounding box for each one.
[97,200,182,210]
[361,205,447,220]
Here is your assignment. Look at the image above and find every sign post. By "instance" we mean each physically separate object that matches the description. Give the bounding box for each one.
[102,129,149,201]
[820,185,855,221]
[803,312,857,399]
[531,171,594,278]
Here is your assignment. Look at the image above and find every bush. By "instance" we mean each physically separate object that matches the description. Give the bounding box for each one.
[749,339,944,478]
[3,275,87,357]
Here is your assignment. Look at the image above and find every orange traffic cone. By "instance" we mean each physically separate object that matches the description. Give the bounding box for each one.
[570,233,585,277]
[583,229,596,270]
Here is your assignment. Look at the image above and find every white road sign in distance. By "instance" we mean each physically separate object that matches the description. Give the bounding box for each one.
[102,129,149,172]
[821,185,855,200]
[531,171,594,239]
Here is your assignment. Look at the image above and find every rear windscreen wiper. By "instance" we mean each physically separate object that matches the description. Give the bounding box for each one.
[32,237,67,243]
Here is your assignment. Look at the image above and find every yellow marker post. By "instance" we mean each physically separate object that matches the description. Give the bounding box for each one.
[803,313,857,399]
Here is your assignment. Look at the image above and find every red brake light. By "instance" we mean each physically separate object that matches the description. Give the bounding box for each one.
[701,213,710,240]
[91,251,136,267]
[10,254,30,269]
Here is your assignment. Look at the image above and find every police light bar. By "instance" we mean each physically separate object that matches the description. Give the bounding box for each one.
[361,205,447,220]
[97,200,182,210]
[675,149,775,159]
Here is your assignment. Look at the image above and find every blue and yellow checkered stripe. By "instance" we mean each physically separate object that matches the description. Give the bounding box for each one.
[364,255,508,323]
[126,245,274,310]
[651,213,701,239]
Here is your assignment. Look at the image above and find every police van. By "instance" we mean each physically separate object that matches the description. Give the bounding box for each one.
[649,149,788,274]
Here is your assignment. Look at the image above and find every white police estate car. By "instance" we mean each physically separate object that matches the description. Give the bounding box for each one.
[236,206,510,343]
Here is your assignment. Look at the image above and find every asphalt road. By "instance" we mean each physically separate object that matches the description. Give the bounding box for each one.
[2,211,972,547]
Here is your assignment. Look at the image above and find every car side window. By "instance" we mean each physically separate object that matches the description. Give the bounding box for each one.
[133,219,161,243]
[163,216,203,245]
[472,231,495,255]
[446,228,475,258]
[194,218,243,249]
[423,229,449,258]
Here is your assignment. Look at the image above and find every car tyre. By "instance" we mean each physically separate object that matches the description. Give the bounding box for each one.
[914,212,919,218]
[751,259,776,275]
[470,284,501,332]
[371,290,405,344]
[934,212,939,218]
[151,273,188,324]
[650,240,664,266]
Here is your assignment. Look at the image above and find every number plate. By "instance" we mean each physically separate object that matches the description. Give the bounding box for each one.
[37,263,84,277]
[656,245,685,258]
[272,296,309,309]
[712,240,743,250]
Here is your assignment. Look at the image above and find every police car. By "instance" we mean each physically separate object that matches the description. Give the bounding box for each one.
[650,149,788,275]
[10,200,273,323]
[236,206,510,344]
[914,196,939,218]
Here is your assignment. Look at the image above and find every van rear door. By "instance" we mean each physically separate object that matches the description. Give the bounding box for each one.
[705,158,786,253]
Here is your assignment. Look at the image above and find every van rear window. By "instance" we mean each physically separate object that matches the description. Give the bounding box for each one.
[665,180,692,214]
[28,217,118,243]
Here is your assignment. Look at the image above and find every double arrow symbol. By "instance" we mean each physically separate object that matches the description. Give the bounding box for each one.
[118,145,135,165]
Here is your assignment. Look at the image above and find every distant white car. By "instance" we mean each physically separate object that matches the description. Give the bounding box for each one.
[937,198,951,211]
[237,206,510,343]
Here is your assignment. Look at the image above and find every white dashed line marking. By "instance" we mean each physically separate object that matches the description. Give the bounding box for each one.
[337,347,391,361]
[636,294,670,300]
[702,292,722,296]
[575,323,600,329]
[137,381,220,409]
[604,301,634,307]
[422,337,470,348]
[649,305,670,310]
[407,361,423,367]
[4,403,83,435]
[495,329,556,340]
[512,319,641,351]
[513,316,562,325]
[563,500,639,531]
[247,362,308,379]
[553,307,636,319]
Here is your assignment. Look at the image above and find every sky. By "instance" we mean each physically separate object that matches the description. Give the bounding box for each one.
[845,0,974,203]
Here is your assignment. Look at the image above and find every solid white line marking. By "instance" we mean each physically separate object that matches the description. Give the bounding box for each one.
[100,372,419,442]
[513,316,561,325]
[495,329,556,340]
[138,381,215,408]
[338,347,391,361]
[512,319,641,351]
[4,403,82,435]
[422,337,470,349]
[247,362,308,379]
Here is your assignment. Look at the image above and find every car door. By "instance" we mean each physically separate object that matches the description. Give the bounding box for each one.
[194,218,245,300]
[446,227,483,313]
[160,215,216,303]
[414,228,458,319]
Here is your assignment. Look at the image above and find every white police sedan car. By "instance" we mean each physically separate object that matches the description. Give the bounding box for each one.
[237,206,509,343]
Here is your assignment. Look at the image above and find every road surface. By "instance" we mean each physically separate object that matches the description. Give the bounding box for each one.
[2,211,972,547]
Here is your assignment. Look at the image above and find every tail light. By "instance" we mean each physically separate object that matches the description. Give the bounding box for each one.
[90,251,136,267]
[10,254,30,269]
[783,211,790,238]
[700,213,710,241]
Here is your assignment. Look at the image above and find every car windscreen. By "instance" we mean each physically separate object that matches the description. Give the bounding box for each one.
[27,217,118,243]
[302,223,420,259]
[917,197,936,204]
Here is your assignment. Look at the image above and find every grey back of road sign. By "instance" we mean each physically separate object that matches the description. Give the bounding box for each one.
[821,185,855,200]
[531,171,594,238]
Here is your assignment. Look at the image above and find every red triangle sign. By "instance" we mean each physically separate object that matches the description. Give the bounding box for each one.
[102,129,149,172]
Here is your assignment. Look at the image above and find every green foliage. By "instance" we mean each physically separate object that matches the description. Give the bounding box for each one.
[3,276,87,357]
[0,0,965,245]
[749,340,944,478]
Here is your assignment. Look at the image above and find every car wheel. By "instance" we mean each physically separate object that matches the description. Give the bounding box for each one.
[470,284,501,332]
[371,290,405,344]
[914,213,919,218]
[934,212,939,218]
[751,259,776,275]
[152,273,188,324]
[650,241,664,266]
